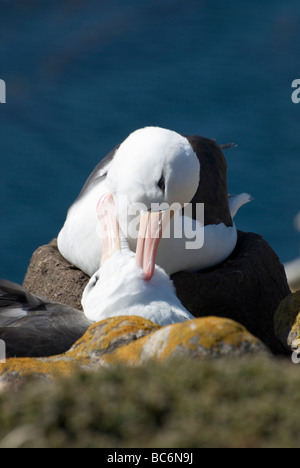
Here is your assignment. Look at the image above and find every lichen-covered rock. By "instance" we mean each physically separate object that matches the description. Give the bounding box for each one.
[104,317,268,365]
[23,233,290,354]
[66,316,160,368]
[0,316,158,388]
[274,291,300,351]
[0,356,77,390]
[0,316,267,389]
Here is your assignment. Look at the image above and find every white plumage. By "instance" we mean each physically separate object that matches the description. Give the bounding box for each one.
[82,192,194,326]
[58,127,252,278]
[82,248,194,326]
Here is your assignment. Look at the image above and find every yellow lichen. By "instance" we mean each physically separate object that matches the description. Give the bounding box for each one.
[0,316,262,385]
[0,316,160,383]
[0,356,77,380]
[104,317,262,365]
[66,316,160,359]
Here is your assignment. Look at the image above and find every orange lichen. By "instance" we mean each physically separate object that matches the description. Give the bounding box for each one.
[0,316,264,388]
[0,356,77,382]
[105,317,264,365]
[0,316,160,385]
[66,315,160,359]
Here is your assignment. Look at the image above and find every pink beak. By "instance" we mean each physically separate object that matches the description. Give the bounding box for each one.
[97,193,170,282]
[136,210,168,282]
[97,193,121,266]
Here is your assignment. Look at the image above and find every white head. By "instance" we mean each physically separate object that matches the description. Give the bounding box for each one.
[105,127,200,280]
[82,193,193,325]
[106,127,200,209]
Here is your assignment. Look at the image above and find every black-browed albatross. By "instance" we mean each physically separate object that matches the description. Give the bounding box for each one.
[58,127,251,278]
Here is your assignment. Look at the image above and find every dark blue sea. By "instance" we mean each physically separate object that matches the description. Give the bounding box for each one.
[1,0,300,284]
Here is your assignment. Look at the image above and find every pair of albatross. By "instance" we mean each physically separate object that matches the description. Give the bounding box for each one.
[0,192,193,358]
[58,127,251,277]
[0,127,251,358]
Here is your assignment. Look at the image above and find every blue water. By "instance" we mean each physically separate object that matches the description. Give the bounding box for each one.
[1,0,300,284]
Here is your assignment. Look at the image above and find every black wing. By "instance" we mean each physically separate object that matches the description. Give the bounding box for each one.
[184,135,233,227]
[74,144,120,205]
[0,279,46,324]
[0,280,92,358]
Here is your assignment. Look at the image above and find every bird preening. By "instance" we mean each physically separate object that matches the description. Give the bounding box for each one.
[0,126,252,358]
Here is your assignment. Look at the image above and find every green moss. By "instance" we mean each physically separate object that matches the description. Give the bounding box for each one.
[0,356,299,448]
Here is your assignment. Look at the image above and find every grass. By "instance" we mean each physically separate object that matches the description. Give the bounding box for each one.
[0,355,299,448]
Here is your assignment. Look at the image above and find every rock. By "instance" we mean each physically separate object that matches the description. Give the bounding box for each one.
[0,316,266,389]
[104,316,268,365]
[0,316,159,388]
[274,291,300,351]
[67,315,160,368]
[173,231,290,354]
[23,232,290,354]
[23,239,89,310]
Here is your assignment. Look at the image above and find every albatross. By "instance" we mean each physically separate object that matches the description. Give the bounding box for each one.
[82,192,194,325]
[58,127,251,279]
[0,280,92,358]
[0,192,194,358]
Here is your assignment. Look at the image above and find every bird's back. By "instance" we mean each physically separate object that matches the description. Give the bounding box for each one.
[0,280,91,358]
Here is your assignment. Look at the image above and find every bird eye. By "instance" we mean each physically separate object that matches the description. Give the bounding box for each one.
[92,275,99,287]
[157,174,165,193]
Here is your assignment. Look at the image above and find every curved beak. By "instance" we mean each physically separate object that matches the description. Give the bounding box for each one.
[136,210,173,281]
[97,193,173,281]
